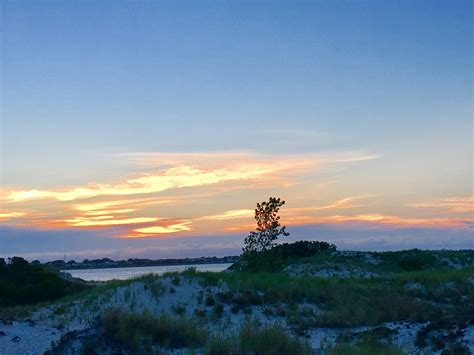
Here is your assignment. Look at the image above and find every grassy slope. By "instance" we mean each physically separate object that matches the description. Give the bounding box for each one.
[3,249,473,354]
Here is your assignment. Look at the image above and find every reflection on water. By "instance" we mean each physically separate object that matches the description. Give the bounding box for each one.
[64,263,232,281]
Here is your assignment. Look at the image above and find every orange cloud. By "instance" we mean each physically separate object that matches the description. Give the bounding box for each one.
[288,195,372,214]
[74,199,141,212]
[200,209,254,221]
[64,216,160,227]
[282,214,472,229]
[408,196,474,214]
[0,211,26,220]
[199,196,371,223]
[5,151,378,203]
[223,206,472,232]
[83,209,136,216]
[0,151,384,233]
[125,221,192,238]
[5,165,278,203]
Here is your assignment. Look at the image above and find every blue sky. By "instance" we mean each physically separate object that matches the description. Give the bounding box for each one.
[1,0,472,261]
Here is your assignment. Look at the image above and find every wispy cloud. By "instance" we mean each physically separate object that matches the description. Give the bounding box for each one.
[63,216,161,227]
[0,211,26,220]
[408,196,474,214]
[1,150,379,234]
[200,209,254,221]
[127,221,193,238]
[287,195,373,213]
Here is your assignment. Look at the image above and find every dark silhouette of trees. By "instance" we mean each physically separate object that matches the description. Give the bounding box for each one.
[0,256,86,306]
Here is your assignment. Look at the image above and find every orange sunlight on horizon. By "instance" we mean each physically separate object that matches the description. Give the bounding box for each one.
[1,151,472,238]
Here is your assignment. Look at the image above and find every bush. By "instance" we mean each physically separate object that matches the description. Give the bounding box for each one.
[275,241,336,259]
[0,256,85,306]
[98,309,206,352]
[239,241,337,272]
[239,321,311,355]
[398,250,437,271]
[205,335,239,355]
[212,303,224,318]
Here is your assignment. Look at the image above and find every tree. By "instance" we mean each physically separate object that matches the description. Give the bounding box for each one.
[243,197,289,254]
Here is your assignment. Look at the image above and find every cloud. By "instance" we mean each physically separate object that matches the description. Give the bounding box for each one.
[301,214,473,229]
[1,150,379,233]
[63,217,161,227]
[287,195,372,213]
[5,165,273,202]
[126,221,193,238]
[200,209,254,221]
[200,195,371,223]
[0,212,26,220]
[408,196,474,214]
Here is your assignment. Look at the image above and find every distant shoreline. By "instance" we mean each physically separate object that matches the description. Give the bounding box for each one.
[41,255,240,270]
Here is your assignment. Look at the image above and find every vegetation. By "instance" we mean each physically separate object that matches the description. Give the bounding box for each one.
[3,246,473,354]
[88,308,206,353]
[239,320,312,354]
[243,197,289,254]
[240,197,290,271]
[185,260,474,329]
[274,240,336,259]
[239,198,336,272]
[84,308,311,354]
[0,256,86,307]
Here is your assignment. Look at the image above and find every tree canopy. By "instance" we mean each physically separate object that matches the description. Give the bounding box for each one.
[243,197,289,254]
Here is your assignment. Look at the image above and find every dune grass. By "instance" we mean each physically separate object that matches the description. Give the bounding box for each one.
[82,308,311,354]
[182,265,474,328]
[91,308,206,352]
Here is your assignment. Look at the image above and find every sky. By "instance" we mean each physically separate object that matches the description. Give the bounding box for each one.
[0,0,472,261]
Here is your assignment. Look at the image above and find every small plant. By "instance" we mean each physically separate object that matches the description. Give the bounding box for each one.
[53,304,68,315]
[205,335,239,355]
[172,276,181,286]
[212,303,224,319]
[239,321,311,355]
[216,291,233,303]
[194,308,207,318]
[197,290,204,304]
[205,294,216,307]
[172,303,186,315]
[96,309,206,352]
[123,288,131,301]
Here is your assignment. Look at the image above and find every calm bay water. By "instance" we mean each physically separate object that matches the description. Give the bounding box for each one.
[64,263,233,281]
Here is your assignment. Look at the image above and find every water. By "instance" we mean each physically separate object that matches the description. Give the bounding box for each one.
[64,263,233,281]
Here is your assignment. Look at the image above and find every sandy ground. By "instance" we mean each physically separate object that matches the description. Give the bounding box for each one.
[1,275,473,354]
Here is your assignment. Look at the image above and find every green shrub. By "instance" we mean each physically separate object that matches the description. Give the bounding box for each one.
[212,303,224,318]
[98,308,206,352]
[205,294,216,306]
[194,308,206,318]
[172,303,186,315]
[205,335,239,355]
[239,241,337,272]
[275,241,336,259]
[0,256,86,306]
[325,341,404,355]
[239,321,311,355]
[397,249,437,271]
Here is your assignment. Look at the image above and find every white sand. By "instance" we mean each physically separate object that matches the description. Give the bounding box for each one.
[1,275,472,354]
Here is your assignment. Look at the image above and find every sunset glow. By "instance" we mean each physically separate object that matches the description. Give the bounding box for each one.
[1,0,472,260]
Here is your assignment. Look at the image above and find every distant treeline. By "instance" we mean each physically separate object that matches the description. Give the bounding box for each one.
[0,257,87,307]
[42,255,240,270]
